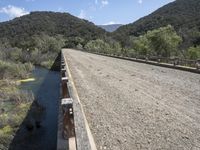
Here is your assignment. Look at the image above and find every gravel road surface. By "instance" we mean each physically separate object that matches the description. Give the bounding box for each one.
[63,49,200,150]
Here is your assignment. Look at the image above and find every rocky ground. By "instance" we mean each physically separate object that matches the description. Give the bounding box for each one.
[63,49,200,150]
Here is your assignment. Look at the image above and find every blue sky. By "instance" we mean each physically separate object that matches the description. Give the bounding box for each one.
[0,0,175,25]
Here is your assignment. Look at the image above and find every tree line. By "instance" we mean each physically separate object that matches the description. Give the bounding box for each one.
[82,25,200,60]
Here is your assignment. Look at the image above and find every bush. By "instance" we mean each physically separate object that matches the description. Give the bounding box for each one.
[131,25,182,58]
[132,35,151,56]
[0,87,33,150]
[0,47,22,62]
[187,46,200,60]
[40,60,54,69]
[85,39,110,53]
[0,60,34,79]
[146,25,182,57]
[84,39,122,55]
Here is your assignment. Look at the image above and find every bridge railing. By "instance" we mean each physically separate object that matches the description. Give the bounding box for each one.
[113,54,199,68]
[79,49,200,74]
[57,50,97,150]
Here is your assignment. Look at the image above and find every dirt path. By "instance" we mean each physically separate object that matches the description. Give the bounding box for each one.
[63,49,200,150]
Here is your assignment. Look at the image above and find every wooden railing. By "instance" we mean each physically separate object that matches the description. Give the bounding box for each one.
[57,50,97,150]
[82,50,200,74]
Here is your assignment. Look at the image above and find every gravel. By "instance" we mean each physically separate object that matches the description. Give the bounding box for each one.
[63,49,200,150]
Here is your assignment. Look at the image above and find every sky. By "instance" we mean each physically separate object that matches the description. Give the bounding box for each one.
[0,0,175,25]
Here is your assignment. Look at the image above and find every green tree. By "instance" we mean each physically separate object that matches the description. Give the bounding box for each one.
[110,42,122,55]
[146,25,182,57]
[104,37,122,55]
[85,39,111,54]
[65,37,85,48]
[187,46,200,60]
[132,35,151,56]
[9,48,22,62]
[76,43,83,50]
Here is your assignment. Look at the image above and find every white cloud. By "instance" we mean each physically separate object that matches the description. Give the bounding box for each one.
[94,0,109,9]
[78,10,86,19]
[101,0,109,7]
[138,0,143,4]
[103,21,119,25]
[0,5,29,18]
[57,7,63,12]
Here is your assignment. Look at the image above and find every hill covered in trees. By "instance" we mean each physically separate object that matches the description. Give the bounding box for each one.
[0,11,107,48]
[113,0,200,49]
[0,11,108,68]
[84,0,200,60]
[1,3,200,149]
[1,1,200,69]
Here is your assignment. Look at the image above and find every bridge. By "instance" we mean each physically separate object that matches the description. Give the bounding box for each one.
[57,49,200,150]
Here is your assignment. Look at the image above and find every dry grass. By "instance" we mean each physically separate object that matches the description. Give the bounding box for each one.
[0,79,34,149]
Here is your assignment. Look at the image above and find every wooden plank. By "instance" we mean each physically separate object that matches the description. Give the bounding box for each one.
[69,138,76,150]
[57,97,69,150]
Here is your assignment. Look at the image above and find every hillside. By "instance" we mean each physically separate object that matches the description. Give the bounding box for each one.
[113,0,200,48]
[98,24,122,32]
[0,11,107,47]
[0,11,109,68]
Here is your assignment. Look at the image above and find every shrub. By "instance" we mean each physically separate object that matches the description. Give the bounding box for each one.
[187,46,200,60]
[0,60,34,80]
[40,60,54,69]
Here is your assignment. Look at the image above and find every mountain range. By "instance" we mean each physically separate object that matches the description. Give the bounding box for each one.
[0,0,200,50]
[0,11,106,47]
[113,0,200,48]
[98,24,122,32]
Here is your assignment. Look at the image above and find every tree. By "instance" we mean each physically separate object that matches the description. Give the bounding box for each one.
[76,43,83,50]
[64,37,85,48]
[132,35,151,56]
[146,25,182,57]
[9,47,22,62]
[104,37,122,55]
[187,46,200,60]
[85,39,111,54]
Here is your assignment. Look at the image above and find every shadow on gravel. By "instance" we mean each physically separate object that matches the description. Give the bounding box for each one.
[9,53,61,150]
